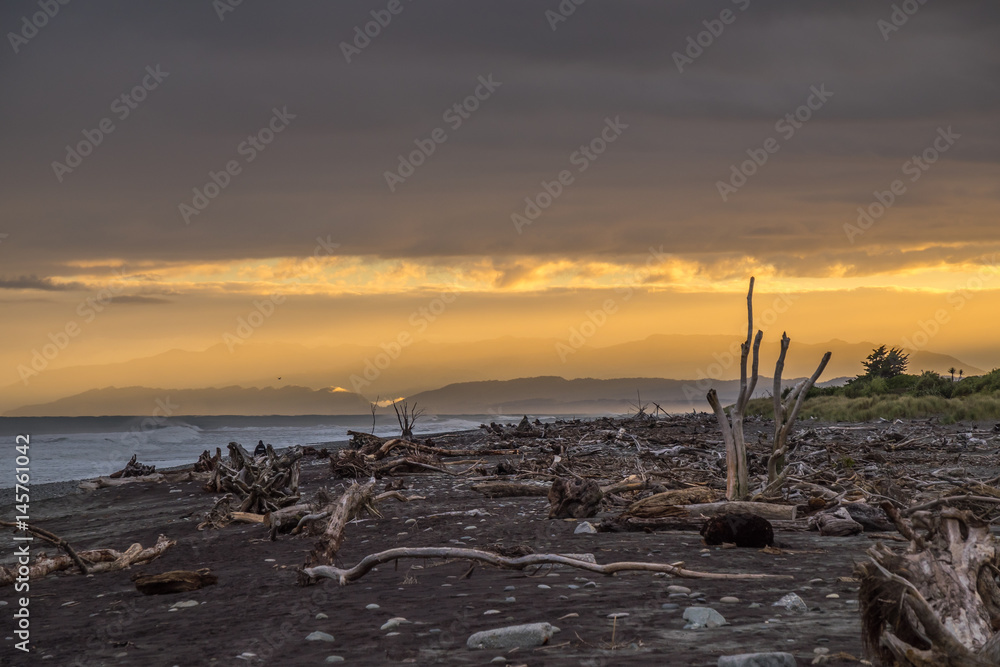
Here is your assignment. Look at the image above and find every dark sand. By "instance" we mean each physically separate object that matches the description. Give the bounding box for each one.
[4,418,997,666]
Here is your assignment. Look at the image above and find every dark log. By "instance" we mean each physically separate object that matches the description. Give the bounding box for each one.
[548,477,603,519]
[133,569,218,595]
[701,513,774,548]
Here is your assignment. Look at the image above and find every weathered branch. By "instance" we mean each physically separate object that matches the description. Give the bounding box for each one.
[300,546,793,586]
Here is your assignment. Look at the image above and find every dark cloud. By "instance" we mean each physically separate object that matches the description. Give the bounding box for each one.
[0,0,997,275]
[0,275,85,291]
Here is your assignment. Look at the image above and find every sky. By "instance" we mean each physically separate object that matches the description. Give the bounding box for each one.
[1,0,999,401]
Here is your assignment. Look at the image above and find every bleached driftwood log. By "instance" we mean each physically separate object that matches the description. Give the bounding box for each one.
[768,332,831,484]
[857,504,1000,666]
[304,480,377,567]
[0,535,175,585]
[301,546,794,586]
[707,277,762,501]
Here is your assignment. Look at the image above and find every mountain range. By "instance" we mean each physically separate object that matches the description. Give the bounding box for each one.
[2,335,987,416]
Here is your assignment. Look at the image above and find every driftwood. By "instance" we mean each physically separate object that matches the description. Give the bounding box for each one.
[548,477,603,518]
[769,332,831,484]
[701,514,774,547]
[470,481,550,498]
[624,487,717,518]
[706,277,762,501]
[300,546,794,586]
[305,480,377,567]
[0,521,90,575]
[809,508,863,536]
[0,535,175,586]
[133,569,217,595]
[857,504,1000,666]
[110,453,156,478]
[204,442,302,514]
[655,501,797,521]
[194,447,222,472]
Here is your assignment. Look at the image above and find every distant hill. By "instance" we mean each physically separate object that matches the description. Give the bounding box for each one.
[0,335,986,414]
[407,375,850,415]
[5,376,849,417]
[4,385,371,417]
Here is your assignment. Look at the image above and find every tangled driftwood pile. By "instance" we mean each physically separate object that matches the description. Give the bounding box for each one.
[203,441,302,514]
[110,454,156,478]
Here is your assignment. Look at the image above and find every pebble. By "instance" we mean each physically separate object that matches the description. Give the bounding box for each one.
[717,652,796,667]
[584,581,598,588]
[814,647,830,655]
[809,578,825,584]
[667,585,691,595]
[466,622,560,650]
[504,586,516,591]
[682,606,727,629]
[316,613,329,620]
[490,658,506,664]
[574,521,598,534]
[661,603,679,611]
[484,610,500,615]
[385,631,400,637]
[305,631,335,642]
[366,604,380,610]
[170,600,199,609]
[380,617,409,631]
[405,519,416,525]
[537,584,551,590]
[567,584,579,590]
[504,596,515,603]
[826,593,840,599]
[772,593,808,613]
[719,596,740,604]
[324,658,345,664]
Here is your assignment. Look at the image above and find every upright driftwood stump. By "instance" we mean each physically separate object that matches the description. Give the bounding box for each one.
[857,504,1000,666]
[548,477,602,518]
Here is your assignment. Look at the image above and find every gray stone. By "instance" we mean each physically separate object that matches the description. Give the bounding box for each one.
[306,631,335,643]
[682,606,727,629]
[380,617,409,631]
[667,585,691,594]
[574,521,598,534]
[719,596,740,604]
[717,652,797,667]
[466,622,560,650]
[772,593,808,613]
[324,657,345,663]
[365,603,380,610]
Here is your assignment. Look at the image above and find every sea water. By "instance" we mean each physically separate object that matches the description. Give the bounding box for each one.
[0,413,541,487]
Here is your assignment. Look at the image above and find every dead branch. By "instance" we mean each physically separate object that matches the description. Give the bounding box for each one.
[300,546,794,586]
[305,479,377,567]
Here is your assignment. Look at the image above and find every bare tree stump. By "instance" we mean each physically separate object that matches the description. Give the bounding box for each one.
[548,477,602,519]
[305,480,376,567]
[857,505,1000,666]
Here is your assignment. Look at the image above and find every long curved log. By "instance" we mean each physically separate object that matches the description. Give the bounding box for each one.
[300,546,793,586]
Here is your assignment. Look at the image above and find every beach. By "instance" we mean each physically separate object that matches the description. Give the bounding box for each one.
[4,414,999,666]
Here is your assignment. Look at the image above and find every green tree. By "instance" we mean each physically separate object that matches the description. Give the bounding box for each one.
[861,345,909,379]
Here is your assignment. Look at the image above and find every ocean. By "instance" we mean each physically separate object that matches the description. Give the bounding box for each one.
[0,413,539,488]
